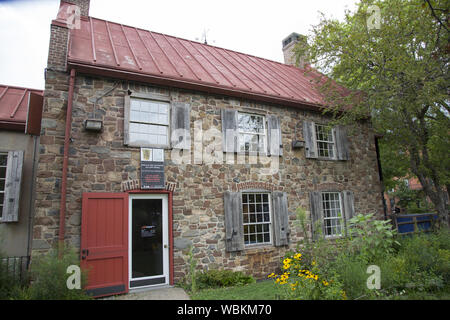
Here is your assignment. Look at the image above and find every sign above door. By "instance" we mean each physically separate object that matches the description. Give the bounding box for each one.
[140,148,165,190]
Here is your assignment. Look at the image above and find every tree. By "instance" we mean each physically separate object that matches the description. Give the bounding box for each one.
[296,0,449,225]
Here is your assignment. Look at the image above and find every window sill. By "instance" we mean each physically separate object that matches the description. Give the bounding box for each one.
[243,244,276,254]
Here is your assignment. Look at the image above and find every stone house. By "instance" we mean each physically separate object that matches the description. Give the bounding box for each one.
[32,0,384,297]
[0,84,43,259]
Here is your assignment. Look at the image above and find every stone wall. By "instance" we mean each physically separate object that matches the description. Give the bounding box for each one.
[32,70,384,281]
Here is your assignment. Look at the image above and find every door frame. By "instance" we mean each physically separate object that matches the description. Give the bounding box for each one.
[127,190,173,287]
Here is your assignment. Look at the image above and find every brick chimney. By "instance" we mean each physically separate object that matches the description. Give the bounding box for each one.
[282,33,308,68]
[47,1,90,72]
[66,0,90,16]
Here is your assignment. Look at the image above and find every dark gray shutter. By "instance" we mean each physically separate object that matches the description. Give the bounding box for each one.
[221,109,238,153]
[267,115,283,156]
[303,120,318,159]
[224,191,244,252]
[333,125,349,160]
[342,190,355,235]
[123,95,130,145]
[272,192,289,246]
[171,102,191,149]
[309,191,323,239]
[2,151,24,222]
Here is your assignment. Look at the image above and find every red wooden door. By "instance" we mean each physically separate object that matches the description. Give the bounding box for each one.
[81,193,129,297]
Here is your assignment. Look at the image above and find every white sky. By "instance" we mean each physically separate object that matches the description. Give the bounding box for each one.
[0,0,358,90]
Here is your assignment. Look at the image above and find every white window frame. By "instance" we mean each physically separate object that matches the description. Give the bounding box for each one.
[321,191,344,238]
[125,92,172,149]
[128,193,169,290]
[0,152,7,218]
[237,112,267,154]
[315,123,336,159]
[241,192,272,246]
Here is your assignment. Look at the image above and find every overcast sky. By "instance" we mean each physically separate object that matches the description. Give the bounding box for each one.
[0,0,358,90]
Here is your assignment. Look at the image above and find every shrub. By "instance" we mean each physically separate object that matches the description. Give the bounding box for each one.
[195,269,255,290]
[347,213,400,263]
[24,246,91,300]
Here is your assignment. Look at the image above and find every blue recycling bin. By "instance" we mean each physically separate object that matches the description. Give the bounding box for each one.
[395,213,438,234]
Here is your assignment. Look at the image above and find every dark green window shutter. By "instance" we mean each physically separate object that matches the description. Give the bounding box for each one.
[171,102,191,150]
[303,120,318,159]
[333,125,350,160]
[309,191,323,239]
[272,192,289,246]
[267,115,283,156]
[221,109,238,153]
[2,150,24,223]
[224,191,244,252]
[342,190,355,235]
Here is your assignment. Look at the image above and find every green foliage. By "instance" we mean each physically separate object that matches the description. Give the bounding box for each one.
[23,246,91,300]
[390,182,434,213]
[347,213,400,262]
[298,0,450,223]
[290,206,449,299]
[0,255,19,300]
[195,269,255,290]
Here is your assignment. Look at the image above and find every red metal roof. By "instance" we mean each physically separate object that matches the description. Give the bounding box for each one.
[66,15,342,109]
[0,85,43,131]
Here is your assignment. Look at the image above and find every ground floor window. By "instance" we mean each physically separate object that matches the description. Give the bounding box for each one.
[242,192,271,245]
[321,192,343,237]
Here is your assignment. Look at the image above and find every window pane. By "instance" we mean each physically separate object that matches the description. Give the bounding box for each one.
[0,179,4,191]
[0,167,6,177]
[238,114,264,133]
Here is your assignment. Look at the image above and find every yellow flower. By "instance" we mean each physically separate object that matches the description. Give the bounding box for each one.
[293,253,302,260]
[311,260,316,266]
[268,273,275,278]
[283,258,292,265]
[283,264,291,270]
[322,280,329,286]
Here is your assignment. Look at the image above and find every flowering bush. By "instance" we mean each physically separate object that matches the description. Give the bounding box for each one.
[269,252,346,300]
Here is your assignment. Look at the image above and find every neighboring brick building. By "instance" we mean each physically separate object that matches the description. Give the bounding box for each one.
[32,0,384,297]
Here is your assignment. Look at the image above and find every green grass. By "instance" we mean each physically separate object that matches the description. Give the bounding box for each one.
[190,279,284,300]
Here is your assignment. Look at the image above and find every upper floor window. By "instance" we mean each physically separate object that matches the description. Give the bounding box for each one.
[237,113,266,153]
[129,98,170,148]
[124,92,191,150]
[315,124,335,159]
[303,120,349,161]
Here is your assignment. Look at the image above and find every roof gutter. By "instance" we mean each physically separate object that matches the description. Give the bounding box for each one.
[58,68,76,254]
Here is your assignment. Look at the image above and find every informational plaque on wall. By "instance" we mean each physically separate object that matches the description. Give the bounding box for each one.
[140,148,165,189]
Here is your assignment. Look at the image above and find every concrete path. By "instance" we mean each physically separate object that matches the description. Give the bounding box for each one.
[103,286,190,300]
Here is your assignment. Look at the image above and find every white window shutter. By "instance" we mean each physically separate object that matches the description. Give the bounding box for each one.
[2,150,24,222]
